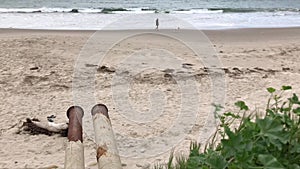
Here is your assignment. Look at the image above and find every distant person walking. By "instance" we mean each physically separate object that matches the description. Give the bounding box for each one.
[155,18,159,30]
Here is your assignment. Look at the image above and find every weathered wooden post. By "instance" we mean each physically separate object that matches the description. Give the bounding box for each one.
[64,106,85,169]
[91,104,122,169]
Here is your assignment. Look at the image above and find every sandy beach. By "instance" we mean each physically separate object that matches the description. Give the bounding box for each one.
[0,27,300,169]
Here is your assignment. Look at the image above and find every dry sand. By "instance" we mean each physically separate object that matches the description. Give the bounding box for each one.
[0,28,300,169]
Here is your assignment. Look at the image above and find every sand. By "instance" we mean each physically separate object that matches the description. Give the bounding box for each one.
[0,28,300,169]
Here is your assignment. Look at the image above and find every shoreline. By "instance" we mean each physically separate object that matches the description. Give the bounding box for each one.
[1,27,299,47]
[1,26,300,31]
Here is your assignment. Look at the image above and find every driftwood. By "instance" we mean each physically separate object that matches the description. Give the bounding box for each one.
[21,118,68,136]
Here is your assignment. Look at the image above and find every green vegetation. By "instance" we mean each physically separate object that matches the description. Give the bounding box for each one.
[155,86,300,169]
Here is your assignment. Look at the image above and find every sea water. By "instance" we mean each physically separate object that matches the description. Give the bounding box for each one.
[0,0,300,30]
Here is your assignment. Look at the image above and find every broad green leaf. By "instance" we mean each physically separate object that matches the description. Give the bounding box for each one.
[258,154,284,169]
[221,126,246,158]
[267,87,276,93]
[289,164,300,169]
[235,101,249,111]
[281,107,291,112]
[291,143,300,153]
[281,85,292,90]
[187,156,204,168]
[268,136,283,151]
[293,107,300,116]
[256,117,289,144]
[206,153,228,169]
[289,94,300,104]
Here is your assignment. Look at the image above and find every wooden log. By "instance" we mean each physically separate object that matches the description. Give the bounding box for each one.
[91,104,122,169]
[22,118,68,136]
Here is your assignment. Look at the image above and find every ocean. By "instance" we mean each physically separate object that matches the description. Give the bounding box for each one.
[0,0,300,30]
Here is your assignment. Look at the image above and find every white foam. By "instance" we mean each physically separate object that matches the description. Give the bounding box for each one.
[0,11,300,30]
[114,8,156,14]
[0,7,74,13]
[77,8,103,13]
[0,8,42,13]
